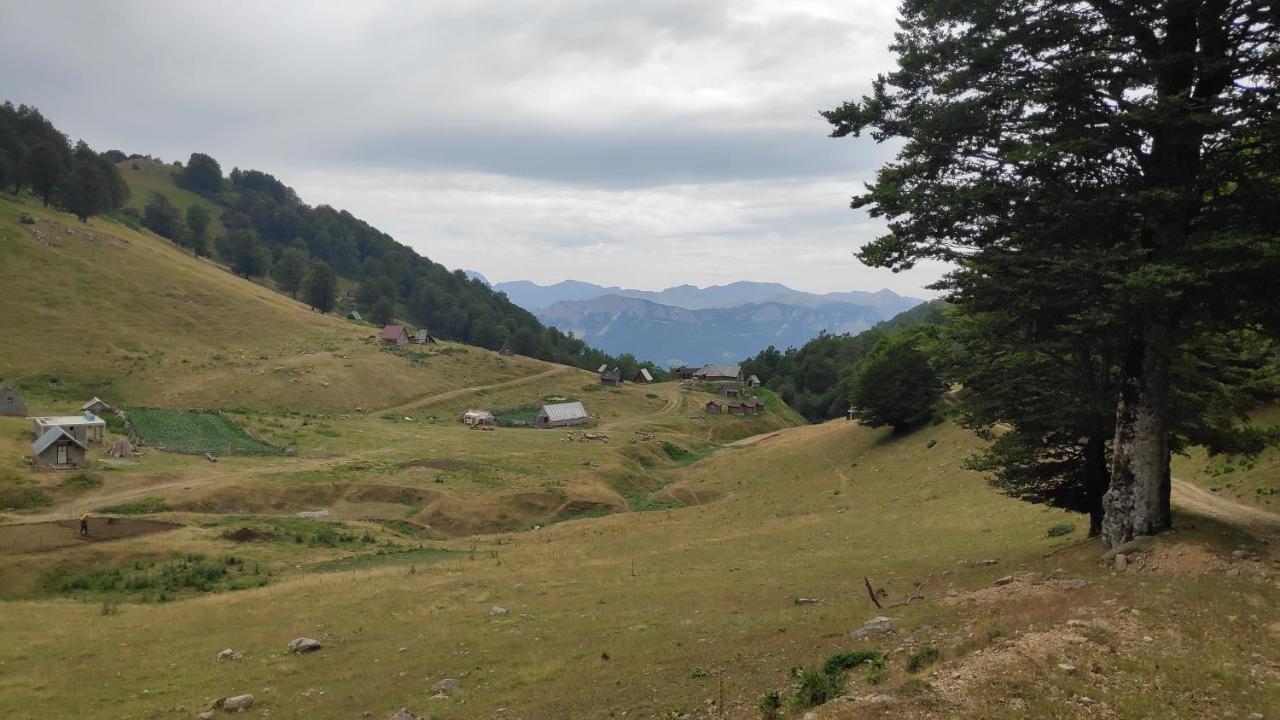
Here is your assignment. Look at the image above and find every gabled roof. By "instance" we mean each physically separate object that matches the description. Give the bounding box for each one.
[32,426,85,455]
[601,367,622,381]
[746,374,761,384]
[597,364,609,373]
[742,399,764,407]
[539,401,588,422]
[82,397,107,410]
[635,368,653,382]
[347,310,363,320]
[381,324,406,340]
[698,363,742,378]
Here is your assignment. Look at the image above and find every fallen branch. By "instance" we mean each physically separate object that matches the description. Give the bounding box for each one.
[864,576,883,609]
[907,571,934,604]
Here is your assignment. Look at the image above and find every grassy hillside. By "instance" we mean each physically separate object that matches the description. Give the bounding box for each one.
[0,193,554,413]
[0,417,1274,718]
[116,158,228,237]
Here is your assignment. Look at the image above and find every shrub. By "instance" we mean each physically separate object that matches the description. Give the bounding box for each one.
[756,690,783,720]
[792,668,840,708]
[906,645,940,673]
[1045,522,1075,537]
[64,472,103,490]
[821,650,885,676]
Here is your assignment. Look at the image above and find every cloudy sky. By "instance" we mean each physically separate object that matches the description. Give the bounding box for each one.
[0,0,946,297]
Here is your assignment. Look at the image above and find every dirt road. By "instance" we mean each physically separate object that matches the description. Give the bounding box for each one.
[375,366,570,416]
[1172,478,1280,539]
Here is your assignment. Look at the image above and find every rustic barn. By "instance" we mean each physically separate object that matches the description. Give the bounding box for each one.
[0,383,26,417]
[82,397,110,415]
[498,340,514,357]
[31,426,87,469]
[746,374,762,388]
[705,400,722,414]
[726,402,744,415]
[695,364,743,382]
[381,324,409,345]
[412,329,437,345]
[633,368,654,384]
[32,413,107,445]
[536,401,589,428]
[722,387,740,398]
[675,366,699,380]
[600,367,623,387]
[741,399,765,415]
[462,409,496,427]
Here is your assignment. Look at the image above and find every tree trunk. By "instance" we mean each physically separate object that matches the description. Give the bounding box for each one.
[1102,318,1173,547]
[1084,432,1109,538]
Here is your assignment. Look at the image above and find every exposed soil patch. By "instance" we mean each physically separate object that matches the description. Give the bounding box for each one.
[226,526,277,542]
[0,518,181,554]
[398,458,472,471]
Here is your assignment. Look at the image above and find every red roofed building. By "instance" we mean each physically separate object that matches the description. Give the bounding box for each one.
[381,324,408,345]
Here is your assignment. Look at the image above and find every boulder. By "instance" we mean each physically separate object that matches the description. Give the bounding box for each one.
[388,709,418,720]
[490,606,509,616]
[431,678,462,694]
[222,694,254,712]
[288,637,322,653]
[851,616,895,640]
[1113,553,1128,571]
[216,649,243,661]
[1057,579,1088,591]
[993,575,1015,587]
[196,712,215,720]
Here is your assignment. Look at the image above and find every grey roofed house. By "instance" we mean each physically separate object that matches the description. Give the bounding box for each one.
[696,364,743,382]
[536,401,589,428]
[746,374,761,387]
[0,383,26,417]
[597,363,609,373]
[600,367,623,387]
[412,328,437,344]
[31,413,107,445]
[498,340,515,356]
[82,397,110,414]
[634,368,653,383]
[31,426,87,468]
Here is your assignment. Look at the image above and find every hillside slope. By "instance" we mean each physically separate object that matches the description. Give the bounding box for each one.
[0,195,555,412]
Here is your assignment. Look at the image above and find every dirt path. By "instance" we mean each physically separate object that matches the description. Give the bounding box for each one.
[1172,477,1280,539]
[600,383,683,430]
[375,366,570,416]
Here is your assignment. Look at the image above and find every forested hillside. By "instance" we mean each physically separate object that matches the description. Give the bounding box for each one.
[0,100,635,374]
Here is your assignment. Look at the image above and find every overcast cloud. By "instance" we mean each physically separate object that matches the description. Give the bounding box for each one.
[0,0,946,296]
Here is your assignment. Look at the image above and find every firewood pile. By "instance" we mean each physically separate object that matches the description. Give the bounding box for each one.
[105,438,142,458]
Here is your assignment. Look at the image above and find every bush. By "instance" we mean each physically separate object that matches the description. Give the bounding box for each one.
[792,668,841,708]
[906,645,940,673]
[64,472,103,490]
[756,690,783,720]
[1045,522,1075,537]
[848,331,945,431]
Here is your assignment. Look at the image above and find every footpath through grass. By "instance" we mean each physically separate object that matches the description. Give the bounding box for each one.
[128,408,282,455]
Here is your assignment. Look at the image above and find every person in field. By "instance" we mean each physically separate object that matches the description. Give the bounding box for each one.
[79,512,89,536]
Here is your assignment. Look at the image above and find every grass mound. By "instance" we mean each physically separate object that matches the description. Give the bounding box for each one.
[129,409,282,455]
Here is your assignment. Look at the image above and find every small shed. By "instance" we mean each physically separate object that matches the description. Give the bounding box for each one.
[381,324,408,345]
[746,374,762,388]
[726,402,745,416]
[31,426,87,469]
[82,397,111,415]
[696,364,743,382]
[600,367,623,387]
[633,368,654,384]
[462,409,495,427]
[722,387,740,398]
[498,340,515,357]
[536,401,589,428]
[347,310,363,322]
[705,400,722,414]
[741,399,765,415]
[0,383,26,417]
[412,329,437,345]
[675,366,699,380]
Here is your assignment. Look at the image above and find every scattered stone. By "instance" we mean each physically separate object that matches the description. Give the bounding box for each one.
[981,559,999,566]
[1102,535,1154,560]
[431,678,462,694]
[863,693,895,704]
[993,575,1015,587]
[288,637,322,654]
[217,649,244,661]
[1058,579,1088,591]
[519,613,536,621]
[196,712,215,720]
[794,597,821,605]
[490,606,510,616]
[1058,663,1077,673]
[295,510,330,519]
[1114,553,1128,571]
[388,709,418,720]
[851,616,895,640]
[1078,696,1095,705]
[1227,566,1242,577]
[1232,549,1247,559]
[802,713,819,720]
[222,694,254,712]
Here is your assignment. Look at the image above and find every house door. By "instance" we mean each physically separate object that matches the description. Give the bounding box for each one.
[57,444,68,465]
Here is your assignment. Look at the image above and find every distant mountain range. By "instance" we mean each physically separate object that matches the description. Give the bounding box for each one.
[491,279,921,314]
[478,279,925,367]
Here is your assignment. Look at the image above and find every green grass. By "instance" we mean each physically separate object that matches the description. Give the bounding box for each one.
[42,553,264,600]
[128,408,282,455]
[491,404,542,427]
[303,547,461,573]
[98,496,168,515]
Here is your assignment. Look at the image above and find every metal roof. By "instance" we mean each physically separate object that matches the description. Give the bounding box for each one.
[601,368,622,381]
[381,324,406,340]
[82,397,107,410]
[539,401,588,422]
[698,364,741,379]
[32,426,85,455]
[636,368,653,382]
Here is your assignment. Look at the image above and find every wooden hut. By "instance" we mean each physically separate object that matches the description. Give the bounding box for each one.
[741,399,765,415]
[412,329,437,345]
[705,400,722,414]
[600,367,623,387]
[695,364,743,382]
[82,397,111,415]
[746,374,762,388]
[633,368,654,384]
[381,324,409,345]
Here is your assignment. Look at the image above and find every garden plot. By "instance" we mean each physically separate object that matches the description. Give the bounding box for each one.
[128,409,282,455]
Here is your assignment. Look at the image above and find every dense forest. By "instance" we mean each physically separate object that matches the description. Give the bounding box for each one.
[0,101,659,376]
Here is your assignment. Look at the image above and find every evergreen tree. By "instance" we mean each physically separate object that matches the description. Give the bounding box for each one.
[369,297,396,326]
[824,1,1280,547]
[56,141,128,222]
[273,246,309,297]
[23,140,67,206]
[142,193,184,240]
[848,331,945,431]
[303,261,338,313]
[184,204,211,256]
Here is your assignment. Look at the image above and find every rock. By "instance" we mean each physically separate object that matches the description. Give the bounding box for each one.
[288,637,322,653]
[196,712,215,720]
[794,597,821,605]
[1058,579,1088,591]
[222,694,254,712]
[388,709,418,720]
[431,678,462,694]
[802,713,820,720]
[519,613,536,621]
[1226,566,1242,577]
[1079,696,1095,705]
[993,575,1015,587]
[295,510,330,519]
[1102,535,1154,560]
[981,559,999,566]
[1232,549,1247,559]
[1114,553,1128,571]
[852,616,895,640]
[216,649,243,661]
[863,693,895,704]
[1058,663,1076,673]
[490,606,510,616]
